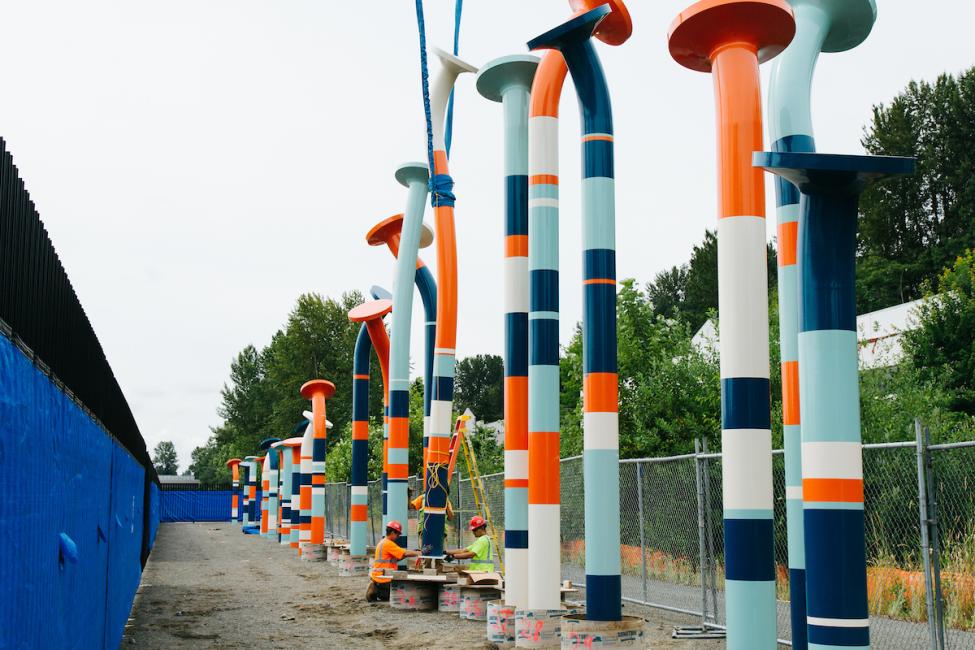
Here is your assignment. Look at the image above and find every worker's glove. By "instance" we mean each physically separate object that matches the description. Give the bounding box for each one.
[444,553,455,562]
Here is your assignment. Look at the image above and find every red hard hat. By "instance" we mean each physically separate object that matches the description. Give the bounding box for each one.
[387,520,403,534]
[469,515,486,532]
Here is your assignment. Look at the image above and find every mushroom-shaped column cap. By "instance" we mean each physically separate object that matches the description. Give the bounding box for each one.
[367,213,434,249]
[226,458,242,467]
[394,162,430,189]
[668,0,795,73]
[795,0,876,53]
[370,285,393,301]
[568,0,633,45]
[753,151,915,195]
[476,55,541,102]
[259,437,281,450]
[528,5,612,51]
[244,455,259,462]
[300,379,336,400]
[276,437,305,448]
[348,299,393,323]
[431,46,479,76]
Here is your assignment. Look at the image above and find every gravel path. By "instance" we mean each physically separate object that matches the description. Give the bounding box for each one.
[125,523,728,648]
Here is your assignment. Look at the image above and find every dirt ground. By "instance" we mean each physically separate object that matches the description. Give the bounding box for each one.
[125,523,726,649]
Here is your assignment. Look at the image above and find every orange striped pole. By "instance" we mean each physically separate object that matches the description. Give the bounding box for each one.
[300,379,336,555]
[226,458,242,523]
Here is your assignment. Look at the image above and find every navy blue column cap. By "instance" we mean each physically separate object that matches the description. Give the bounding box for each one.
[753,151,914,196]
[527,4,611,51]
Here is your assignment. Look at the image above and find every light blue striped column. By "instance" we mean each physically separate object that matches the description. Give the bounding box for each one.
[387,162,429,549]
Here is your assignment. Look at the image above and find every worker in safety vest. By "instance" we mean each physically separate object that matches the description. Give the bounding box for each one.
[365,520,421,602]
[443,515,494,571]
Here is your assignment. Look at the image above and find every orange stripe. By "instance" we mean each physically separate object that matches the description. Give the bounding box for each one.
[803,478,863,503]
[530,174,559,186]
[312,475,326,485]
[354,374,369,380]
[582,134,613,142]
[778,221,798,266]
[504,376,528,450]
[506,235,528,257]
[528,431,560,504]
[351,504,368,520]
[352,421,370,441]
[713,45,765,219]
[388,419,409,448]
[583,278,616,285]
[529,50,567,118]
[584,373,619,412]
[781,361,800,425]
[388,464,409,480]
[311,519,324,544]
[505,478,529,488]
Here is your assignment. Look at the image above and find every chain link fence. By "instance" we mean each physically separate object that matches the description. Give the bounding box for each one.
[323,427,974,648]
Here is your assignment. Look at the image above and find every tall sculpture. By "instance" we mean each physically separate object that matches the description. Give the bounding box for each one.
[226,458,242,524]
[367,216,437,498]
[668,1,794,646]
[421,47,478,558]
[271,438,300,545]
[766,2,877,647]
[243,455,261,527]
[259,438,281,539]
[386,162,429,546]
[475,52,539,611]
[301,379,336,555]
[756,151,913,650]
[528,1,631,624]
[348,298,393,556]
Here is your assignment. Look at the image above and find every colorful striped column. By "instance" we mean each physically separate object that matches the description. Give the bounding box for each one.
[301,379,336,550]
[421,47,478,558]
[271,439,293,544]
[260,454,271,536]
[367,217,437,502]
[298,422,314,551]
[526,49,568,615]
[529,2,630,621]
[289,439,303,549]
[476,53,539,610]
[349,299,392,556]
[669,2,794,646]
[243,456,260,527]
[260,438,281,539]
[766,3,875,647]
[386,162,429,547]
[756,151,913,650]
[226,458,242,523]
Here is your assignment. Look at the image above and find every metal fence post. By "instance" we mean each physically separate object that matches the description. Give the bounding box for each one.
[701,437,717,623]
[916,419,942,650]
[637,460,648,603]
[694,439,708,627]
[923,425,947,649]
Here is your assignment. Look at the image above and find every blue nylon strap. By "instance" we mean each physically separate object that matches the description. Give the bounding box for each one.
[430,173,456,207]
[444,0,463,156]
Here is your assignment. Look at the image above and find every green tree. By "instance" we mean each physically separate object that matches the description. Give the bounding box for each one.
[858,66,975,312]
[903,249,975,416]
[152,440,179,475]
[453,354,504,423]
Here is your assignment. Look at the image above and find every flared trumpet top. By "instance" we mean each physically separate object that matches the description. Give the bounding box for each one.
[270,437,304,449]
[370,285,392,301]
[476,55,540,102]
[299,379,336,400]
[568,0,632,46]
[753,151,915,196]
[792,0,876,53]
[348,299,393,323]
[668,0,795,73]
[366,213,434,249]
[259,437,281,450]
[431,46,479,77]
[529,5,612,52]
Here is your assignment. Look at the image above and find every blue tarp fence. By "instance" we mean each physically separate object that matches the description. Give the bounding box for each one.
[160,490,247,522]
[0,332,159,649]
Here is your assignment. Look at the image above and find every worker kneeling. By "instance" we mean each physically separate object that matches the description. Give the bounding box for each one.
[366,520,421,602]
[443,516,494,571]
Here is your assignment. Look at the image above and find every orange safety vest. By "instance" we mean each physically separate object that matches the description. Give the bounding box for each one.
[370,538,401,584]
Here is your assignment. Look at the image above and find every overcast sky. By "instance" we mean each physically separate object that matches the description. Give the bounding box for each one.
[0,1,969,469]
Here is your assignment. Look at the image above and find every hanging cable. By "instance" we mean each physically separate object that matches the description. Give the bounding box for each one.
[444,0,463,157]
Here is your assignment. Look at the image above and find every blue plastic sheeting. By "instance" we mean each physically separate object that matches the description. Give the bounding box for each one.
[160,490,236,522]
[0,332,154,649]
[147,482,160,551]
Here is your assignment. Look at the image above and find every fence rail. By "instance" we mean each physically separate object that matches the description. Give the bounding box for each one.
[323,424,974,649]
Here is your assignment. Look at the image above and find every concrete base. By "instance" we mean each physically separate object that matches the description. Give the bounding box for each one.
[390,580,438,611]
[438,584,463,612]
[339,554,371,577]
[300,544,326,561]
[560,615,645,648]
[515,606,580,648]
[460,587,502,621]
[487,600,517,648]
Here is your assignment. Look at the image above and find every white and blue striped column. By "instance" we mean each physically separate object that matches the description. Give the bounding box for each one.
[530,5,622,620]
[260,438,281,539]
[476,53,538,610]
[350,324,372,556]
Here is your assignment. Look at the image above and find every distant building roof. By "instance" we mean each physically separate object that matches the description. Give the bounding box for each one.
[691,297,932,369]
[158,475,199,485]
